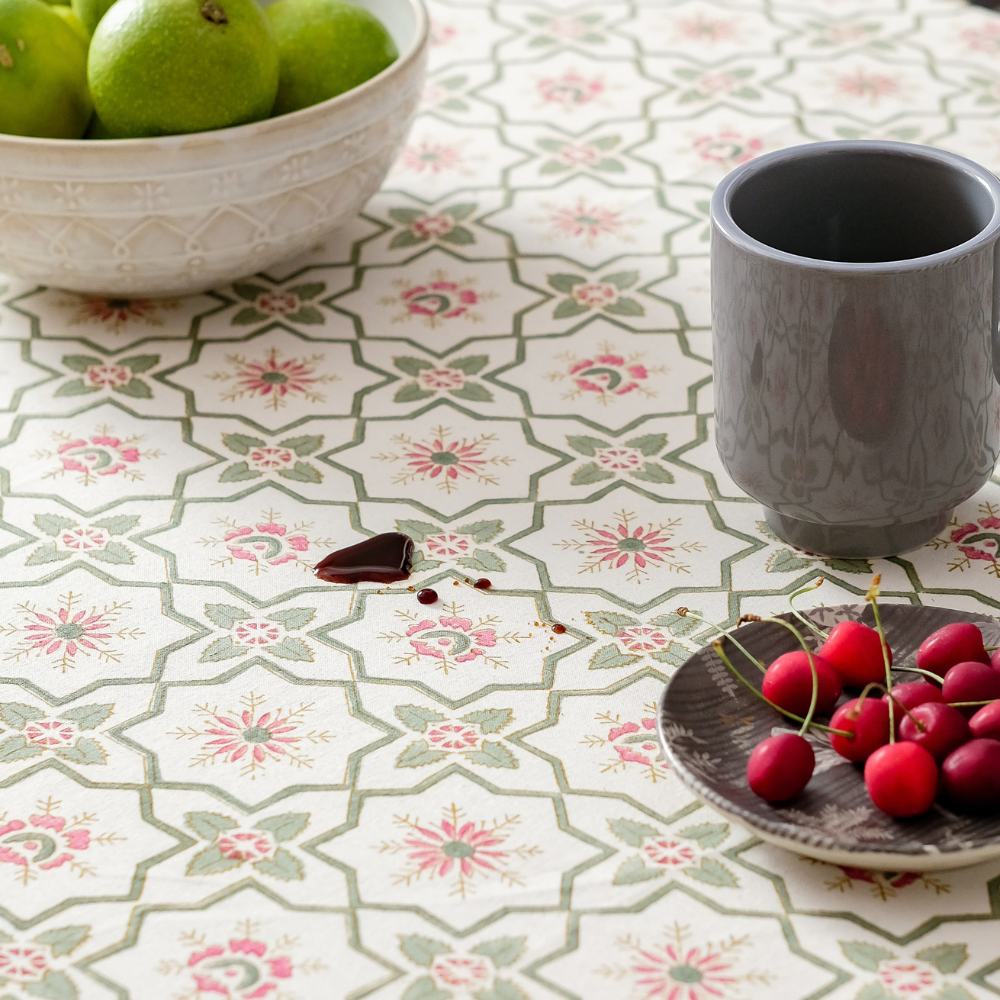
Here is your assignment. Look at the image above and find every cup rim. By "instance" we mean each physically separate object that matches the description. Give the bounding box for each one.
[0,0,429,152]
[711,139,1000,273]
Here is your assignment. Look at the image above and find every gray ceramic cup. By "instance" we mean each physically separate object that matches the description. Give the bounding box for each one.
[711,140,1000,557]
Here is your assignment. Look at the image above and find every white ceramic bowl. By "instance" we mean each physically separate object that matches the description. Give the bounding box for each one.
[0,0,428,297]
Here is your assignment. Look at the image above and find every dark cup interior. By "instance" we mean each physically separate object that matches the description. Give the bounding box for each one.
[728,148,996,263]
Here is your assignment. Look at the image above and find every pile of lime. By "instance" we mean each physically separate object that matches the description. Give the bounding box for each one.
[0,0,398,139]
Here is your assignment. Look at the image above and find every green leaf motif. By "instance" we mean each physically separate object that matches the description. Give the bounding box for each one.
[399,935,452,968]
[445,354,489,375]
[456,548,505,573]
[612,855,665,885]
[565,435,609,457]
[204,603,252,629]
[199,637,246,662]
[677,822,729,849]
[553,298,590,320]
[33,926,90,958]
[536,137,565,153]
[59,704,114,730]
[409,550,442,572]
[186,845,242,876]
[464,741,518,769]
[33,513,78,537]
[279,434,324,457]
[0,735,44,762]
[455,519,503,544]
[444,202,476,221]
[685,857,740,888]
[589,644,642,670]
[267,608,316,630]
[650,641,692,667]
[219,462,261,483]
[222,433,266,455]
[591,135,621,151]
[23,969,77,1000]
[570,462,615,486]
[932,986,976,1000]
[439,226,475,246]
[185,811,238,841]
[269,637,314,662]
[608,818,660,847]
[624,433,668,456]
[394,356,435,376]
[397,740,449,768]
[55,738,107,766]
[470,937,526,969]
[54,378,99,398]
[88,541,135,565]
[473,980,529,1000]
[253,847,305,881]
[585,610,639,635]
[118,354,159,374]
[286,282,326,301]
[61,354,102,373]
[255,812,311,841]
[649,611,701,636]
[547,273,586,293]
[277,461,323,483]
[600,270,640,290]
[450,383,494,403]
[395,520,442,543]
[914,943,968,974]
[285,305,325,325]
[232,306,271,324]
[854,983,890,1000]
[402,976,451,1000]
[839,941,897,972]
[388,208,424,225]
[594,158,626,173]
[233,282,269,301]
[461,708,513,734]
[0,703,45,729]
[91,514,141,535]
[539,159,571,175]
[395,382,437,403]
[767,548,813,573]
[113,378,153,399]
[395,704,447,732]
[823,556,873,574]
[25,543,70,565]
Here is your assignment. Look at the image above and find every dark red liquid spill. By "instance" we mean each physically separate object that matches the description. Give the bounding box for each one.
[314,532,413,584]
[417,588,438,605]
[552,623,566,634]
[473,578,492,590]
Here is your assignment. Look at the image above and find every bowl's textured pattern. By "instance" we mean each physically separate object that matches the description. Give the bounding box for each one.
[0,16,426,296]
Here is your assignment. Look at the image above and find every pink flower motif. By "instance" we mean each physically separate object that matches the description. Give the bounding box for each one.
[230,350,323,403]
[74,297,162,330]
[255,292,301,315]
[84,364,132,389]
[949,515,1000,565]
[430,20,456,45]
[268,957,293,979]
[595,446,643,472]
[426,723,479,750]
[0,813,96,874]
[419,367,467,391]
[24,719,77,747]
[433,955,491,987]
[405,818,507,877]
[616,626,668,652]
[403,434,489,481]
[695,72,740,94]
[230,939,267,958]
[59,527,108,551]
[399,141,465,175]
[571,281,619,309]
[426,533,472,557]
[565,354,649,399]
[632,941,739,999]
[20,603,114,662]
[537,70,604,108]
[216,830,276,863]
[223,521,310,568]
[247,447,294,471]
[548,199,625,242]
[836,70,899,104]
[63,830,90,850]
[961,23,1000,52]
[608,718,661,767]
[402,281,480,320]
[876,959,939,996]
[233,620,282,647]
[693,130,763,167]
[411,214,456,239]
[643,839,697,867]
[583,519,675,572]
[556,142,602,166]
[186,937,294,998]
[203,709,301,765]
[676,13,737,42]
[407,617,498,664]
[189,946,225,966]
[56,433,142,481]
[0,944,49,982]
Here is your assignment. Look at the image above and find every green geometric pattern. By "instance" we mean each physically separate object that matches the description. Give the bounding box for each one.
[1,0,1000,995]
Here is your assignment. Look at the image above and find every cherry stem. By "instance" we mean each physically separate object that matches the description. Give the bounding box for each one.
[890,665,944,684]
[711,640,851,737]
[787,578,829,640]
[675,608,767,674]
[852,681,886,715]
[948,700,998,707]
[865,574,894,742]
[758,616,822,737]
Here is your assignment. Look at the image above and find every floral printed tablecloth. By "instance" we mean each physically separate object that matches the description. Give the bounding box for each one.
[4,0,1000,997]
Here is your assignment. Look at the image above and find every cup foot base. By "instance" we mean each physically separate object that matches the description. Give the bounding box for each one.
[763,508,950,558]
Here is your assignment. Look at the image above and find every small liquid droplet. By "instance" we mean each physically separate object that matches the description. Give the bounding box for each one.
[552,623,566,634]
[473,578,492,590]
[417,589,438,605]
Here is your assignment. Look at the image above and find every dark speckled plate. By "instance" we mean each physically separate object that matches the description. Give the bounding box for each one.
[657,603,1000,871]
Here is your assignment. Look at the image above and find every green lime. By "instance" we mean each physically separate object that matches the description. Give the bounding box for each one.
[266,0,398,116]
[51,4,90,45]
[71,0,117,35]
[88,0,279,138]
[0,0,93,138]
[83,111,113,138]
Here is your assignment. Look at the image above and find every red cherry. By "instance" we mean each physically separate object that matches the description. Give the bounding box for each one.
[819,620,891,687]
[992,647,1000,672]
[941,661,1000,717]
[917,622,989,676]
[968,700,1000,739]
[883,681,944,733]
[747,733,815,802]
[898,702,971,763]
[941,738,1000,811]
[863,742,938,817]
[829,697,890,762]
[761,650,842,717]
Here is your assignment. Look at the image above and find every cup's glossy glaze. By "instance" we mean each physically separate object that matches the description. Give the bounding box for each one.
[712,141,1000,556]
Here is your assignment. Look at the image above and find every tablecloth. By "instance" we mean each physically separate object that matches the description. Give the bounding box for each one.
[3,0,1000,996]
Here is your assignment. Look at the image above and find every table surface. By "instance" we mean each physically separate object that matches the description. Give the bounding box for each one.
[3,0,1000,997]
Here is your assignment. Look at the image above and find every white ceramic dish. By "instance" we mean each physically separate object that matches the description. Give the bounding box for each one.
[0,0,428,297]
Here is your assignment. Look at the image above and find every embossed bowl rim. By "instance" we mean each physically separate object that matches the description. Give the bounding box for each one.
[0,0,428,172]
